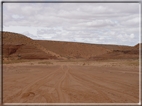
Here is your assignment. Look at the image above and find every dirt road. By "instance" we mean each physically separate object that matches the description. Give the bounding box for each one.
[3,60,139,103]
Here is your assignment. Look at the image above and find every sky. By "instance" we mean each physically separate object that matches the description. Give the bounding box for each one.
[3,2,141,46]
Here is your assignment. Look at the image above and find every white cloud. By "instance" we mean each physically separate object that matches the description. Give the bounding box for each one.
[3,3,141,46]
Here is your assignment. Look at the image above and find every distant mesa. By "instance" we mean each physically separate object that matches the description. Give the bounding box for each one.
[1,31,139,61]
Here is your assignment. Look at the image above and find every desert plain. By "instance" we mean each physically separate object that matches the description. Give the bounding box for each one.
[2,32,140,103]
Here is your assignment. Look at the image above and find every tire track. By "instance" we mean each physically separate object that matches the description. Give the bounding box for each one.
[68,66,138,102]
[67,68,112,102]
[3,64,139,103]
[4,66,60,102]
[19,65,69,102]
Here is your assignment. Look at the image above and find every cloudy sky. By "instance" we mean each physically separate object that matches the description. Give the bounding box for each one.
[3,2,141,46]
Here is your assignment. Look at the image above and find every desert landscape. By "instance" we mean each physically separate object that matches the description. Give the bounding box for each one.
[2,32,140,103]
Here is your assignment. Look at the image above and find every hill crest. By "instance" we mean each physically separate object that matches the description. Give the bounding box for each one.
[1,31,139,60]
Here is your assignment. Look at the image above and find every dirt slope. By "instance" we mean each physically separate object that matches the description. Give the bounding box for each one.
[134,43,142,49]
[2,32,60,59]
[96,44,133,50]
[2,31,139,60]
[36,40,111,59]
[89,44,139,60]
[36,40,139,60]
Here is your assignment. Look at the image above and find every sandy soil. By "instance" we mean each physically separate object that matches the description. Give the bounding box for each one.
[3,59,139,103]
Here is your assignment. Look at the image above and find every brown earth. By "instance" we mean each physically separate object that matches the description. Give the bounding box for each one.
[2,32,61,60]
[2,31,139,61]
[36,40,111,59]
[2,31,140,103]
[3,59,139,103]
[134,43,141,49]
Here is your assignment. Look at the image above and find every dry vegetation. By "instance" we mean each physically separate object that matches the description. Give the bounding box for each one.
[38,61,53,65]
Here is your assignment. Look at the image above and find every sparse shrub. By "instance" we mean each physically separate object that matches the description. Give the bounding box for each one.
[83,63,85,66]
[17,54,21,60]
[38,61,53,65]
[30,63,33,65]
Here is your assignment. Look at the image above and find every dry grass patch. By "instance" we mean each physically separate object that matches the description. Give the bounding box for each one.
[3,59,30,64]
[38,61,53,65]
[124,59,139,66]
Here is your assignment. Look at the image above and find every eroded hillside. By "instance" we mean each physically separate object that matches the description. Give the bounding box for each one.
[1,31,139,61]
